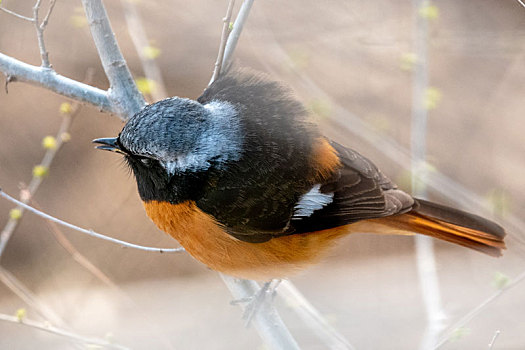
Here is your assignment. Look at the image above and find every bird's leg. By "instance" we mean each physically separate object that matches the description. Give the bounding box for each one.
[230,279,282,327]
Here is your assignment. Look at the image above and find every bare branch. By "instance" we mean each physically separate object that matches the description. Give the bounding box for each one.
[209,0,235,86]
[0,7,34,21]
[40,0,57,26]
[0,52,112,112]
[0,189,184,254]
[120,0,168,102]
[0,312,129,350]
[220,275,301,350]
[515,0,525,9]
[222,0,254,72]
[33,0,57,68]
[81,0,146,118]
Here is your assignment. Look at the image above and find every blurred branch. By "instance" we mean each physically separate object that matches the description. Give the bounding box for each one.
[33,0,57,68]
[222,0,254,72]
[0,267,66,327]
[516,0,525,9]
[488,330,501,349]
[80,0,146,118]
[0,312,129,350]
[120,0,168,102]
[220,275,300,350]
[32,199,119,290]
[434,269,525,349]
[410,1,445,349]
[279,280,355,350]
[209,0,235,86]
[0,189,184,254]
[0,88,83,260]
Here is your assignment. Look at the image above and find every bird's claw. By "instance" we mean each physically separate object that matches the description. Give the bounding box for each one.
[230,279,281,327]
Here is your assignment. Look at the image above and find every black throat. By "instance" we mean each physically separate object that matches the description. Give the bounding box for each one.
[126,156,208,204]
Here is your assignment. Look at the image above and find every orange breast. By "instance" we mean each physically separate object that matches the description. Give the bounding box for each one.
[143,200,349,280]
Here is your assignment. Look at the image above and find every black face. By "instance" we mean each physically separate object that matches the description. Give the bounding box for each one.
[121,136,210,203]
[92,136,208,204]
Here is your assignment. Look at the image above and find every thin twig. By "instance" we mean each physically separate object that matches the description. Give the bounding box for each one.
[0,189,184,254]
[33,0,56,68]
[434,270,525,349]
[40,0,57,26]
[81,0,146,118]
[120,0,168,102]
[279,280,355,350]
[515,0,525,9]
[209,0,236,86]
[0,312,129,350]
[0,7,34,21]
[488,330,501,349]
[222,0,254,72]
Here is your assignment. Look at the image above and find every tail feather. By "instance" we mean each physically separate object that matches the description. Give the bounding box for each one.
[386,199,506,256]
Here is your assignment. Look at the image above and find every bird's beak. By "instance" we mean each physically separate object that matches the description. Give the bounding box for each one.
[92,137,126,155]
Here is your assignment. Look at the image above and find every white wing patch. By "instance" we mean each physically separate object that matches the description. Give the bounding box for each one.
[293,184,334,219]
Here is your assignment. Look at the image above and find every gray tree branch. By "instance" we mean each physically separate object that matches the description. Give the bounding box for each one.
[0,52,112,111]
[33,0,57,68]
[209,0,235,86]
[222,0,254,72]
[80,0,145,118]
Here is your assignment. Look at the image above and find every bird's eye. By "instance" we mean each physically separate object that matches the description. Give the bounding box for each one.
[140,158,152,166]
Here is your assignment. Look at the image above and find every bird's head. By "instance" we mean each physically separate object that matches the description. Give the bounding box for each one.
[93,97,243,203]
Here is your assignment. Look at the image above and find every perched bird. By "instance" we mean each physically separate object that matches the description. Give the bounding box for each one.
[94,69,506,281]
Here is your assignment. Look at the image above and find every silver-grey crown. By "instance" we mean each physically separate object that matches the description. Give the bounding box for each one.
[119,97,243,174]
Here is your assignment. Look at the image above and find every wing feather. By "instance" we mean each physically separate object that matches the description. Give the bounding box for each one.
[291,141,415,234]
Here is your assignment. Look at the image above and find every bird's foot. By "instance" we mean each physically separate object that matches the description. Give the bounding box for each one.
[230,279,281,327]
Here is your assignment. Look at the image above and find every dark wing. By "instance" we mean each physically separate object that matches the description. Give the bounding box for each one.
[290,141,416,234]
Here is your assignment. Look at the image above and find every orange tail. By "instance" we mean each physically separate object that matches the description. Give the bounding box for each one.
[383,199,506,256]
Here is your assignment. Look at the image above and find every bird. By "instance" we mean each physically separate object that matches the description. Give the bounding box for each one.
[93,68,506,281]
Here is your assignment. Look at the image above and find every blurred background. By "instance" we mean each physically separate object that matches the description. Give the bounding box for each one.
[1,0,525,349]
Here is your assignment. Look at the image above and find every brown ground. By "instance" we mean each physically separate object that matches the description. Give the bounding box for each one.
[1,0,525,349]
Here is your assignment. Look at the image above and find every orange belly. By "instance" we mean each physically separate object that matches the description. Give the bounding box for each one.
[143,200,350,280]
